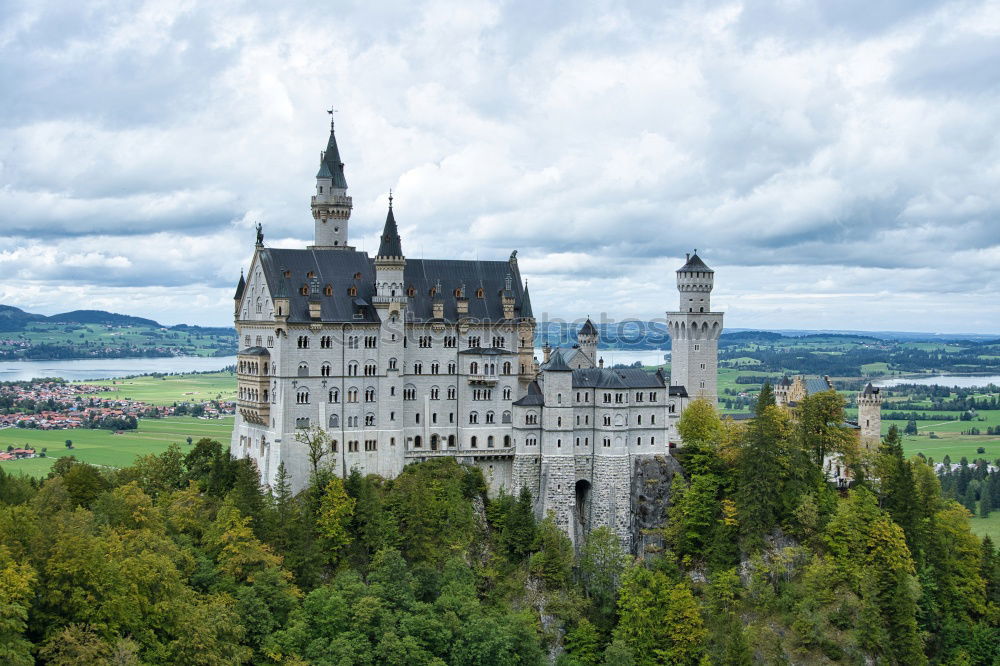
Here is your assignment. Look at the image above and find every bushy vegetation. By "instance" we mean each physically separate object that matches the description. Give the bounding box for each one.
[0,389,998,664]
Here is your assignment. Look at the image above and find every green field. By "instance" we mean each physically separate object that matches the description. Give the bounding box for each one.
[76,371,237,406]
[0,416,234,477]
[970,508,1000,543]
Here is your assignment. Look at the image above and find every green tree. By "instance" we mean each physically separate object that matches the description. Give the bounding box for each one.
[612,565,706,665]
[530,513,574,589]
[563,617,601,666]
[579,525,628,632]
[0,545,35,666]
[737,402,794,546]
[677,398,724,477]
[665,474,719,564]
[317,476,356,564]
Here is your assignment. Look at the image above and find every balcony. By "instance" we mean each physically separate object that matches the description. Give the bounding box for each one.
[238,400,270,426]
[467,374,499,385]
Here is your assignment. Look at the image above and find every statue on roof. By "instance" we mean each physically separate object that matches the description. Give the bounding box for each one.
[255,222,264,247]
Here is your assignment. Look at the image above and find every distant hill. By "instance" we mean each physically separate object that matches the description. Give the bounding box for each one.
[0,305,163,331]
[46,310,163,328]
[0,305,46,331]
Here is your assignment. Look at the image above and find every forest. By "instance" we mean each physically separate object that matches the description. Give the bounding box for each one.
[1,388,999,665]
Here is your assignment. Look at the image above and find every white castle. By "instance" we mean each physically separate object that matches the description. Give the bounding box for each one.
[231,119,724,548]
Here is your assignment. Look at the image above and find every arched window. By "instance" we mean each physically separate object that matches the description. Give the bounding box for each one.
[503,435,511,447]
[470,362,479,374]
[502,361,512,374]
[329,414,339,428]
[469,411,479,424]
[470,436,478,448]
[502,410,511,424]
[487,435,494,448]
[486,411,495,424]
[298,362,309,377]
[329,389,339,403]
[388,357,397,370]
[321,362,331,377]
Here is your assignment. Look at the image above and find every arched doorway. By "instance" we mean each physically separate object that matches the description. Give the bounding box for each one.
[430,434,438,451]
[574,480,592,546]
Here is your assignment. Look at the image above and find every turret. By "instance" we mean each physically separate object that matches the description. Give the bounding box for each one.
[666,250,723,406]
[676,251,714,312]
[857,382,882,450]
[578,318,598,366]
[373,195,406,315]
[310,113,353,249]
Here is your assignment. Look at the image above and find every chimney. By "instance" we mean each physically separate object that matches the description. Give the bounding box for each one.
[543,344,551,363]
[433,300,444,319]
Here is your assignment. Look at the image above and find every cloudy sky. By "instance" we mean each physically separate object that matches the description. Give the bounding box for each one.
[1,0,999,333]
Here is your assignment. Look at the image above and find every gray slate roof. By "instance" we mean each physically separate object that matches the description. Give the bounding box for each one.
[579,318,598,336]
[862,382,879,395]
[238,346,270,356]
[678,252,713,273]
[376,206,403,257]
[316,122,348,188]
[234,272,246,300]
[570,367,666,389]
[256,247,530,324]
[804,377,833,395]
[542,352,573,372]
[513,381,544,406]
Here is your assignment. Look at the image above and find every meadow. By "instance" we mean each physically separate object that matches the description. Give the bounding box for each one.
[0,416,234,477]
[76,371,237,406]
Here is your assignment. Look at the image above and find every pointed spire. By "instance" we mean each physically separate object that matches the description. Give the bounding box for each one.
[520,281,534,318]
[316,112,348,188]
[234,270,246,300]
[376,194,403,258]
[580,317,598,337]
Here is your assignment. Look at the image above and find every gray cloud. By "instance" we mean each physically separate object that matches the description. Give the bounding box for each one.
[0,0,998,332]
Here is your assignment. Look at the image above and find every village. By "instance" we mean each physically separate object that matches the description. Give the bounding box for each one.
[0,379,235,431]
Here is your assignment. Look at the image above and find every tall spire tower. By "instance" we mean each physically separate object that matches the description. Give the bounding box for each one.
[666,251,723,405]
[310,111,353,249]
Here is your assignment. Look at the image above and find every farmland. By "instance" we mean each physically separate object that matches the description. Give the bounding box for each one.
[74,371,237,406]
[0,416,234,477]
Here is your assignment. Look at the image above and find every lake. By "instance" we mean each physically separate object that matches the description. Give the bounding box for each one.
[535,348,669,367]
[2,348,670,383]
[873,375,1000,389]
[0,356,238,383]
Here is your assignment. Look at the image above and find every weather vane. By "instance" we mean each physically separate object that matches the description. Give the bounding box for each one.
[388,188,393,208]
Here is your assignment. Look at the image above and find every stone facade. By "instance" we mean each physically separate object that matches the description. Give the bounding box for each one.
[231,119,720,551]
[857,383,882,450]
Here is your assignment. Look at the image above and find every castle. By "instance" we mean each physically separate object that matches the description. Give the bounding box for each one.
[230,118,724,549]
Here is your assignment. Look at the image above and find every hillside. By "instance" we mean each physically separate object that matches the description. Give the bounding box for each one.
[0,305,236,360]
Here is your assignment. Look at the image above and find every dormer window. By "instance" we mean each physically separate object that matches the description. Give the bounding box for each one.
[348,286,357,296]
[429,287,437,297]
[307,271,315,279]
[283,270,291,278]
[407,286,416,297]
[300,285,308,295]
[476,288,484,299]
[354,272,362,280]
[324,284,333,296]
[454,288,462,298]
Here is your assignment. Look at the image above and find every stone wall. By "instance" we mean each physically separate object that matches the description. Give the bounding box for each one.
[592,455,632,551]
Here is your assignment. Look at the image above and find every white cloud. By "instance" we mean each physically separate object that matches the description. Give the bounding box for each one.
[0,0,998,332]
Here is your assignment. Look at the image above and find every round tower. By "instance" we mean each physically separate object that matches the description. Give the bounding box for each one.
[666,251,723,405]
[310,113,353,249]
[578,318,599,367]
[857,382,882,450]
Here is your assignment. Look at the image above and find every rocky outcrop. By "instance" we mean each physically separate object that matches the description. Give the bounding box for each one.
[630,454,685,555]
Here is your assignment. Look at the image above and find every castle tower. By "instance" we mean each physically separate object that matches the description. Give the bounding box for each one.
[578,318,598,367]
[538,354,576,542]
[857,382,882,450]
[666,251,723,405]
[373,195,407,473]
[310,114,353,249]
